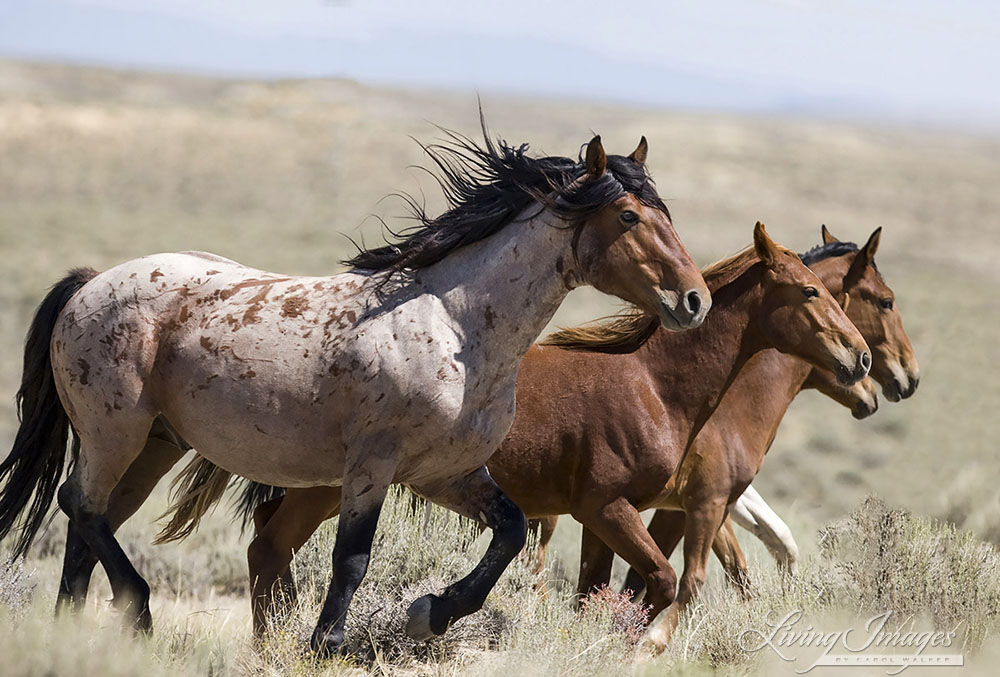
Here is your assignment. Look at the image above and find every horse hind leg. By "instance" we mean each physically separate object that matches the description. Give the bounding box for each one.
[248,487,341,637]
[56,430,187,615]
[56,415,159,633]
[711,515,752,599]
[56,521,98,614]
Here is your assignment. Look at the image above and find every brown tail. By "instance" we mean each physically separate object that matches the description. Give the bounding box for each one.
[154,456,232,543]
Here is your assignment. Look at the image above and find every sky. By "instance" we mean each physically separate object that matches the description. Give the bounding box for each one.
[1,0,998,129]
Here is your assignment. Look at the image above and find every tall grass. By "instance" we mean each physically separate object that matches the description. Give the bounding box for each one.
[664,497,1000,672]
[2,491,999,675]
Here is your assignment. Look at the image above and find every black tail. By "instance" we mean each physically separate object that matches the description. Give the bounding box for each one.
[234,479,285,533]
[0,268,98,558]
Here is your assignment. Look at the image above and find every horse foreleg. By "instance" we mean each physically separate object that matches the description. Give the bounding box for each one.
[311,456,394,655]
[621,509,686,601]
[575,498,677,627]
[249,487,340,636]
[56,436,185,614]
[529,515,557,594]
[731,484,799,575]
[641,499,727,654]
[576,526,615,603]
[405,466,527,641]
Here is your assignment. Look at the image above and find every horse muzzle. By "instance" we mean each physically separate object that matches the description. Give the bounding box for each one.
[655,287,711,332]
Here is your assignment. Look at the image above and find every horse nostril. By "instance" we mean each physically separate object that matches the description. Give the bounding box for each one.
[684,290,702,316]
[859,352,872,372]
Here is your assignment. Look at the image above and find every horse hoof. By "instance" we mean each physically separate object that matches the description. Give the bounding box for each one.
[310,628,345,657]
[405,594,447,641]
[635,627,668,660]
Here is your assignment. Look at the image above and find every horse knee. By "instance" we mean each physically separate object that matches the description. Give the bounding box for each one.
[130,577,151,607]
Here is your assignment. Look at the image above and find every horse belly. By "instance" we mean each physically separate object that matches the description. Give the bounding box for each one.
[153,327,353,486]
[395,379,518,489]
[159,381,347,487]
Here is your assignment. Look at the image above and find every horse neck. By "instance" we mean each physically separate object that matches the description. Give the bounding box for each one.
[415,209,577,374]
[640,264,772,442]
[718,349,813,468]
[727,257,850,467]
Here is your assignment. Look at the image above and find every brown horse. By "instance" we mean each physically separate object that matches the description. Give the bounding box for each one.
[612,228,918,601]
[164,221,870,640]
[0,128,710,653]
[532,362,883,601]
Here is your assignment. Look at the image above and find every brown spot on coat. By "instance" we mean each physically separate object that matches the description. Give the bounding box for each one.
[281,295,311,318]
[150,268,164,282]
[77,359,90,385]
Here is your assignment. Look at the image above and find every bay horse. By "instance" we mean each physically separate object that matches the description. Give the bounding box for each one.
[163,221,871,644]
[613,225,919,602]
[0,126,711,653]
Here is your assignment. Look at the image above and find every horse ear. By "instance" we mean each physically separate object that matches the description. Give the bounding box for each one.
[861,227,882,262]
[585,135,607,178]
[821,224,839,244]
[846,226,881,280]
[628,136,648,164]
[753,221,779,269]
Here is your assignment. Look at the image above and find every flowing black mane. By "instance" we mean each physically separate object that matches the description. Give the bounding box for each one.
[345,117,668,278]
[798,240,879,272]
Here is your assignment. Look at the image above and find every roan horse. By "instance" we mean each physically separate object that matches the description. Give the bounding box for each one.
[0,127,710,653]
[614,226,920,602]
[165,222,871,646]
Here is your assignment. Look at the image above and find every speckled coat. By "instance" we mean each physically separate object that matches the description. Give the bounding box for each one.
[51,213,586,505]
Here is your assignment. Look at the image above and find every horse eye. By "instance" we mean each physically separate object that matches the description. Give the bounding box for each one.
[802,286,819,299]
[619,210,640,228]
[880,298,894,310]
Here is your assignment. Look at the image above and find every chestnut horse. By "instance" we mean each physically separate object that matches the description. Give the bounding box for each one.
[532,361,881,601]
[164,222,870,644]
[615,226,919,602]
[0,127,710,653]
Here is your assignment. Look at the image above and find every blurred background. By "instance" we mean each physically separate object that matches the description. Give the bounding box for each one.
[0,0,998,603]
